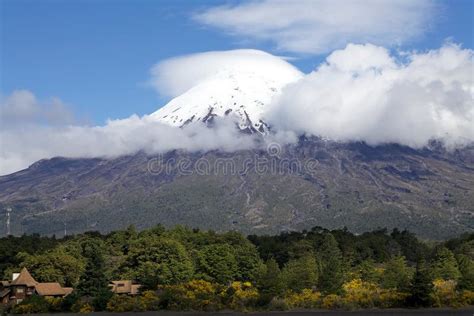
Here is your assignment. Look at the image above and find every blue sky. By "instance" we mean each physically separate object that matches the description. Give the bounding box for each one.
[1,0,473,125]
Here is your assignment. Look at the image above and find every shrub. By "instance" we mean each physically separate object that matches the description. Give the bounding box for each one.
[376,289,409,308]
[0,305,7,316]
[60,291,80,312]
[459,290,474,306]
[91,288,112,311]
[71,298,94,313]
[268,297,289,311]
[159,279,221,311]
[321,294,343,309]
[138,290,160,311]
[222,281,259,311]
[45,296,63,312]
[284,289,322,309]
[106,295,136,312]
[341,278,409,309]
[11,295,49,314]
[78,303,94,313]
[106,291,160,312]
[431,279,458,307]
[342,278,379,308]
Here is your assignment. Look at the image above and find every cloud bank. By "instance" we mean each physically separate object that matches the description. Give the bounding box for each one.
[193,0,438,54]
[267,43,474,148]
[0,106,263,176]
[0,90,75,128]
[150,49,302,97]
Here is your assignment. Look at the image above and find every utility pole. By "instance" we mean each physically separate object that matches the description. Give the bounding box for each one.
[63,221,67,237]
[6,207,12,236]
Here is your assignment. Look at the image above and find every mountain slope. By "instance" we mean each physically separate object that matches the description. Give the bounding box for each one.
[1,138,473,239]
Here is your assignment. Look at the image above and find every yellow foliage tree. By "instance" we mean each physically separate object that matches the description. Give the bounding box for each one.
[321,294,343,309]
[459,290,474,306]
[284,288,322,309]
[341,278,408,308]
[431,279,458,307]
[160,279,221,311]
[342,278,379,308]
[106,295,136,312]
[78,303,94,314]
[222,281,259,311]
[44,297,63,312]
[376,289,409,308]
[138,290,160,311]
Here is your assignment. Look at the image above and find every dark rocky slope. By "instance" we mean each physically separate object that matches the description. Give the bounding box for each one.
[1,138,473,239]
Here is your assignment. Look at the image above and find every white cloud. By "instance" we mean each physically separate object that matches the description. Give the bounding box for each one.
[193,0,438,54]
[150,49,302,97]
[325,44,395,72]
[267,43,474,148]
[0,89,75,128]
[0,94,262,175]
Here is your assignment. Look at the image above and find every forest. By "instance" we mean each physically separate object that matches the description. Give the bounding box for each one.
[0,225,473,313]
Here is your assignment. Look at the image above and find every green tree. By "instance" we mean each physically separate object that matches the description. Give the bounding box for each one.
[15,246,85,286]
[431,247,461,281]
[76,239,112,311]
[125,236,194,288]
[221,232,264,282]
[407,260,433,307]
[107,224,138,255]
[287,239,314,260]
[257,258,284,297]
[456,254,474,290]
[281,254,318,292]
[381,256,412,291]
[317,233,344,294]
[196,244,239,284]
[357,259,379,283]
[233,242,263,283]
[390,229,430,262]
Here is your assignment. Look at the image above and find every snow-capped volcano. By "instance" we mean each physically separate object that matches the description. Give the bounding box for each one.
[149,50,302,133]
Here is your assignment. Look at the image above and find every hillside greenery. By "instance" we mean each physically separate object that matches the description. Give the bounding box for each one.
[1,225,473,313]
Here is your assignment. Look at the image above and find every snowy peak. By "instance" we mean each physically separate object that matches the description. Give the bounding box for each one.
[149,52,303,132]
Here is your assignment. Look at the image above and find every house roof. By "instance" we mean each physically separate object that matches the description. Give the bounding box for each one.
[10,268,38,287]
[5,268,73,297]
[0,288,10,298]
[35,282,72,296]
[63,287,74,295]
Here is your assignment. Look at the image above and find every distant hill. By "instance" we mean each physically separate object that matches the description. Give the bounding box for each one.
[1,137,473,239]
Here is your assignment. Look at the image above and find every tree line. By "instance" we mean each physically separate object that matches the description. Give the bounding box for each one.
[0,225,473,313]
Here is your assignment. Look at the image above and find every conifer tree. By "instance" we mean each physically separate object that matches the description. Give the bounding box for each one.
[431,247,461,281]
[407,260,433,307]
[358,259,379,283]
[258,258,283,296]
[77,239,111,311]
[456,254,474,290]
[317,233,344,294]
[281,254,318,292]
[381,255,412,291]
